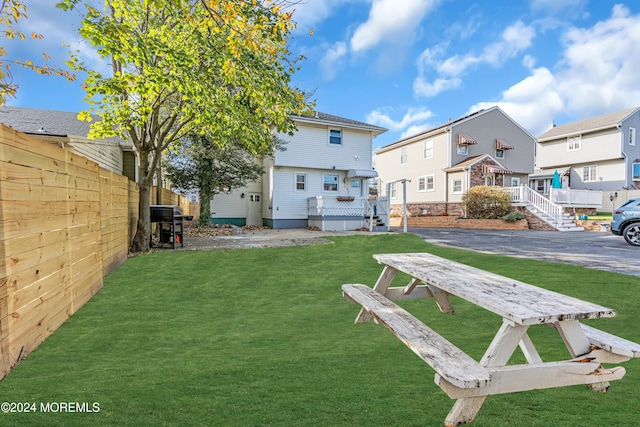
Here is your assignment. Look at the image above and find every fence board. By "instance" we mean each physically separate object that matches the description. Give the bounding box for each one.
[0,124,185,378]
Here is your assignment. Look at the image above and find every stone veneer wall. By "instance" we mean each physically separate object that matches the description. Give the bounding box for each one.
[391,203,464,217]
[395,215,528,230]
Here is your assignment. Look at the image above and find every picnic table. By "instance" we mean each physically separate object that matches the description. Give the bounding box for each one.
[342,253,640,426]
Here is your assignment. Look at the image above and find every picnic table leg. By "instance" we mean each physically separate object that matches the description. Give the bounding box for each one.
[555,320,610,392]
[354,265,397,323]
[445,320,529,426]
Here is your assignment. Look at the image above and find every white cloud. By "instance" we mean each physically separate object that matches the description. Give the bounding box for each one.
[413,76,461,97]
[350,0,441,52]
[319,42,348,80]
[469,67,564,136]
[555,4,640,117]
[439,21,536,76]
[289,0,359,33]
[366,107,435,132]
[8,3,111,76]
[475,4,640,137]
[530,0,586,14]
[413,21,536,98]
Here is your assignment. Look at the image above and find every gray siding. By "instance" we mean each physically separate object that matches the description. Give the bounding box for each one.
[450,108,535,174]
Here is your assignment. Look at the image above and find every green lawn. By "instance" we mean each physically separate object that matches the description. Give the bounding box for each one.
[1,233,639,426]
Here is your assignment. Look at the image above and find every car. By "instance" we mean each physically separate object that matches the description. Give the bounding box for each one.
[611,198,640,246]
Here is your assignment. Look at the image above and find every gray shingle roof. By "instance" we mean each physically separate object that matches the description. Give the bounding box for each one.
[0,106,124,143]
[538,106,640,141]
[291,111,387,135]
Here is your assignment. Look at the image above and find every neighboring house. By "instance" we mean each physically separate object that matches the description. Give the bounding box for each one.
[209,112,387,230]
[375,106,535,216]
[534,106,640,194]
[0,106,136,180]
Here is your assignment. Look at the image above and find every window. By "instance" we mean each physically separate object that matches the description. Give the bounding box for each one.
[567,135,581,151]
[511,177,521,187]
[484,174,495,186]
[390,182,397,199]
[495,149,505,159]
[400,147,408,164]
[452,179,463,194]
[629,127,636,146]
[424,139,433,159]
[582,165,598,182]
[350,179,361,188]
[417,175,435,192]
[457,144,468,155]
[295,172,306,191]
[329,129,342,145]
[323,174,339,191]
[633,163,640,181]
[536,180,545,192]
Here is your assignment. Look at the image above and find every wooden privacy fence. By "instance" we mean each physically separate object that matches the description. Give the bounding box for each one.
[0,125,189,379]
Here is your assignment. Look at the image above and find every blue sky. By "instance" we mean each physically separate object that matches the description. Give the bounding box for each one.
[5,1,640,150]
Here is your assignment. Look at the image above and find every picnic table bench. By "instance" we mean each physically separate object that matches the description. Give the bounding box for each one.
[342,253,640,426]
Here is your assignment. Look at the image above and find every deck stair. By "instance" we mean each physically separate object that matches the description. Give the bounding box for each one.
[508,186,584,232]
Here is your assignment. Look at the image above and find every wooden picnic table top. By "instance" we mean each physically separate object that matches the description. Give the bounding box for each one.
[373,253,616,326]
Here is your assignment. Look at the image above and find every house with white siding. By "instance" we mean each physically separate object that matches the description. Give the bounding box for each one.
[374,107,535,217]
[209,112,387,230]
[533,106,640,195]
[0,106,136,181]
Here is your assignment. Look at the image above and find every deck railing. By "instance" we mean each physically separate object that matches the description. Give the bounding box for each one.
[506,185,564,226]
[549,188,602,206]
[308,196,368,217]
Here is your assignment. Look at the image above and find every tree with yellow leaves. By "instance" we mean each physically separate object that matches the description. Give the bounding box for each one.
[57,0,312,252]
[0,0,75,105]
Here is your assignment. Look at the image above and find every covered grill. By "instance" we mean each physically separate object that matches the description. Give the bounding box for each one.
[150,205,193,249]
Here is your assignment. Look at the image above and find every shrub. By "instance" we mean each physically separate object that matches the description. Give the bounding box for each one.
[502,211,526,222]
[462,186,512,219]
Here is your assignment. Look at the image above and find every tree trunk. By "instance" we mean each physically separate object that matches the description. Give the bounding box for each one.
[130,182,152,252]
[130,150,153,253]
[198,187,211,227]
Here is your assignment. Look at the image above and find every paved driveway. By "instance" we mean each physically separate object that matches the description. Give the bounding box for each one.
[400,227,640,277]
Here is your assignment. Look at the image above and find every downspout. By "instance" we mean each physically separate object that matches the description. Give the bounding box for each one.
[618,123,628,189]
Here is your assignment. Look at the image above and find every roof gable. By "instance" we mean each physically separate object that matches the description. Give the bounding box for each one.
[538,106,640,141]
[291,111,387,136]
[376,106,531,153]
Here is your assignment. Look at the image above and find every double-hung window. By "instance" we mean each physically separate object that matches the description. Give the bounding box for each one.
[400,147,408,164]
[633,163,640,181]
[423,139,433,159]
[452,179,463,194]
[329,129,342,145]
[568,135,581,151]
[390,182,397,199]
[582,165,598,182]
[629,127,636,146]
[323,174,339,192]
[295,172,307,191]
[417,175,435,192]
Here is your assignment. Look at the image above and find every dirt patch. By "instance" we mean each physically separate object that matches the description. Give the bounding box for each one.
[155,226,386,251]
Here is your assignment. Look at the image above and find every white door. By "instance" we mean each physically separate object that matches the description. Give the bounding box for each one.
[247,193,262,226]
